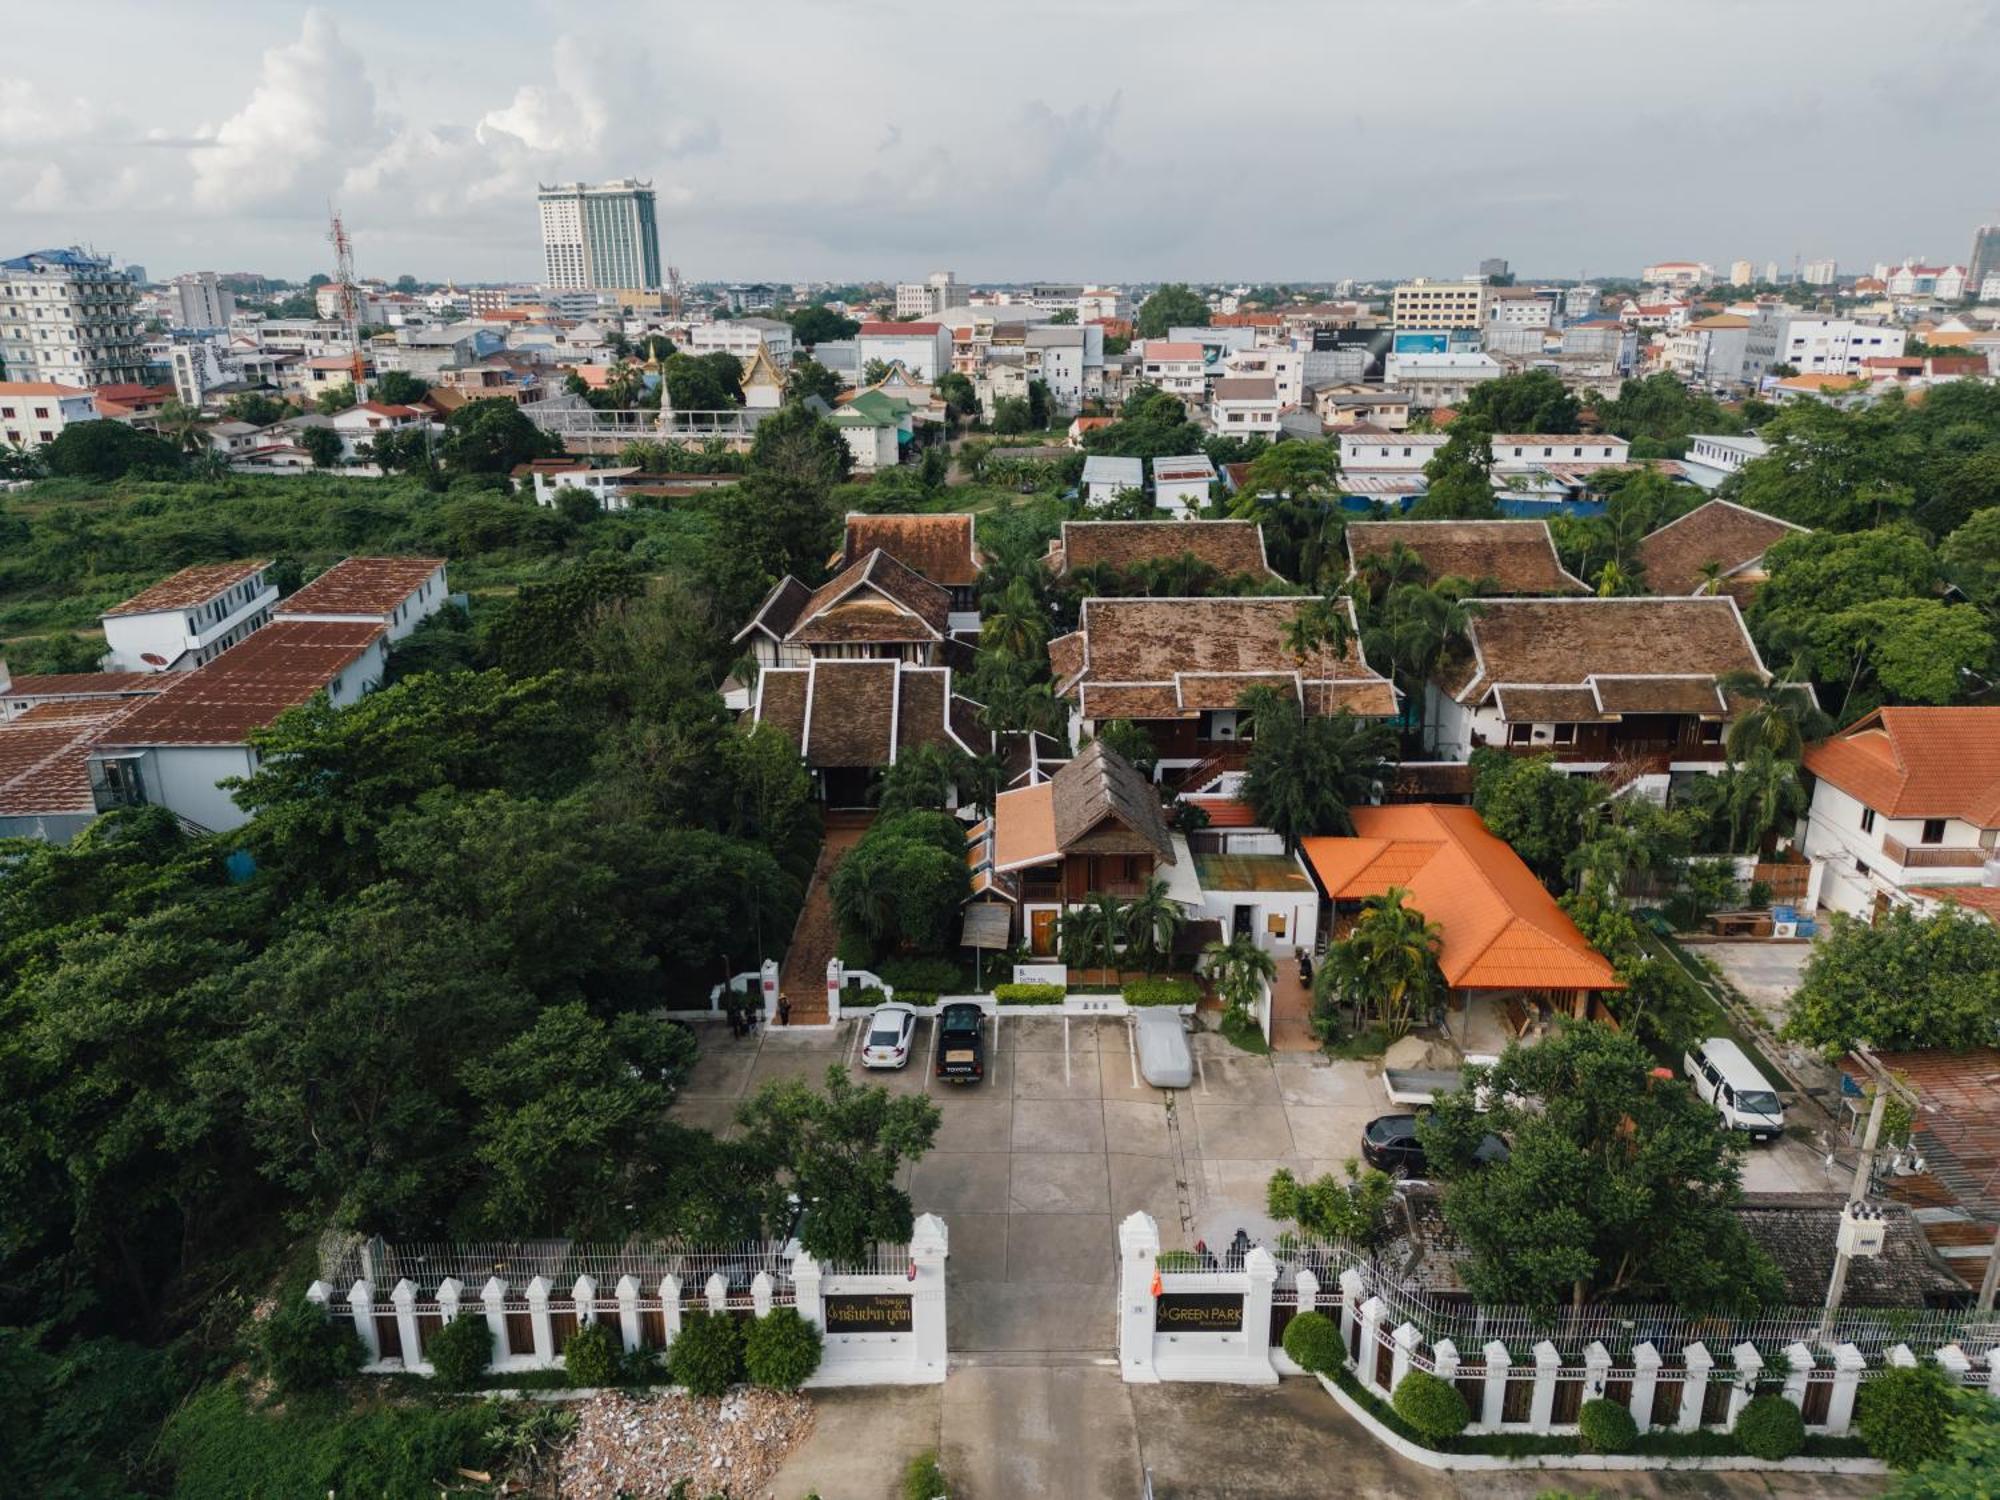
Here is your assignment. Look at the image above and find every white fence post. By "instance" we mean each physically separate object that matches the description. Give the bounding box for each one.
[1677,1342,1713,1432]
[1728,1342,1762,1429]
[616,1276,642,1354]
[1119,1211,1162,1383]
[912,1213,950,1381]
[1390,1322,1421,1395]
[1782,1340,1814,1415]
[792,1253,824,1332]
[1433,1337,1460,1390]
[574,1275,598,1327]
[1887,1342,1917,1369]
[349,1280,380,1364]
[481,1277,509,1362]
[1529,1340,1561,1431]
[1338,1269,1366,1362]
[1825,1343,1866,1435]
[1584,1340,1611,1402]
[1481,1340,1511,1428]
[660,1275,683,1348]
[704,1272,728,1316]
[1295,1268,1319,1318]
[1244,1247,1278,1381]
[1987,1347,2000,1400]
[526,1276,555,1367]
[436,1276,463,1333]
[1631,1341,1662,1433]
[751,1271,774,1320]
[306,1280,333,1318]
[391,1279,421,1370]
[1936,1343,1971,1388]
[825,957,842,1025]
[1357,1296,1387,1393]
[760,958,779,1022]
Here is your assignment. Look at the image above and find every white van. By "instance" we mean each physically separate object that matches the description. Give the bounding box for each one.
[1684,1036,1786,1142]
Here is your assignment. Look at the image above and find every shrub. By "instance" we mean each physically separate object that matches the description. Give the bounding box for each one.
[619,1345,662,1385]
[425,1312,492,1389]
[875,956,964,992]
[1577,1397,1637,1454]
[1734,1392,1804,1460]
[262,1297,364,1393]
[744,1307,823,1391]
[902,1449,951,1500]
[1280,1311,1345,1375]
[1125,977,1199,1007]
[562,1322,620,1388]
[668,1310,744,1397]
[1156,1250,1203,1271]
[893,989,938,1008]
[993,982,1064,1005]
[1392,1370,1471,1444]
[1856,1364,1957,1470]
[837,932,876,969]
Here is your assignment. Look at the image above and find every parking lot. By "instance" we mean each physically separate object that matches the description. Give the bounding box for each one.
[675,1013,1385,1354]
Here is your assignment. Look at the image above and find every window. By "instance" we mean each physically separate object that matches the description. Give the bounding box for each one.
[1508,723,1533,746]
[1860,807,1876,834]
[1551,723,1576,745]
[1920,818,1947,845]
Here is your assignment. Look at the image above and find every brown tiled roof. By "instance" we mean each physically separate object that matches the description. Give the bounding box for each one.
[1908,886,2000,925]
[1346,520,1587,595]
[1449,597,1764,705]
[1633,500,1807,596]
[1050,739,1174,862]
[93,621,383,747]
[841,513,982,588]
[1803,707,2000,825]
[1591,676,1728,716]
[753,669,807,747]
[753,660,988,768]
[1050,520,1279,580]
[799,659,896,766]
[1048,631,1086,687]
[1732,1194,1966,1306]
[1212,377,1277,402]
[0,703,138,816]
[732,576,814,643]
[1078,684,1192,720]
[1176,672,1298,710]
[1492,685,1602,723]
[3,672,162,699]
[276,557,445,618]
[1060,596,1395,719]
[789,549,950,644]
[103,560,271,617]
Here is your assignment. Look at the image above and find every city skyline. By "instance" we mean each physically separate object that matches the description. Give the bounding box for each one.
[4,1,1998,285]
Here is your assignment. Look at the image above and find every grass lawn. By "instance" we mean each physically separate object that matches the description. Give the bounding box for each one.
[1640,925,1786,1082]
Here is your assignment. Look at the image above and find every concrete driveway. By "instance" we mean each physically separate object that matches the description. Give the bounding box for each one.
[1697,939,1815,1030]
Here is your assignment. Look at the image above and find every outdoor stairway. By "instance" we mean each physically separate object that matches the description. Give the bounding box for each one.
[776,814,873,1025]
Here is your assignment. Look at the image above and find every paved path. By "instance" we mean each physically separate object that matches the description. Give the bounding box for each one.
[777,814,871,1024]
[1269,965,1318,1052]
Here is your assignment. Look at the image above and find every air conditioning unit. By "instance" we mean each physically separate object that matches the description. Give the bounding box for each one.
[1837,1200,1888,1258]
[1773,920,1798,939]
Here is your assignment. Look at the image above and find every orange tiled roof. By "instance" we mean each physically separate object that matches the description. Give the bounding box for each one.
[1803,708,2000,826]
[1907,886,2000,925]
[1302,805,1621,992]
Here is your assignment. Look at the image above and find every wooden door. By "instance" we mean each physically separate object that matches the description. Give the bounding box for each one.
[1030,908,1058,956]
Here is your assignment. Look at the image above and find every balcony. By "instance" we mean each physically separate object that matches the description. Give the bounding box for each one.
[1880,833,1990,870]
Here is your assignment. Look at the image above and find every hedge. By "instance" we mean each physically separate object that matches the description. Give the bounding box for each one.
[562,1323,619,1388]
[1735,1392,1805,1461]
[1856,1364,1957,1469]
[1392,1370,1471,1443]
[262,1298,363,1393]
[1125,977,1199,1006]
[875,956,965,991]
[668,1310,744,1397]
[1281,1312,1345,1375]
[1577,1396,1637,1453]
[993,982,1064,1005]
[743,1307,823,1392]
[425,1314,492,1389]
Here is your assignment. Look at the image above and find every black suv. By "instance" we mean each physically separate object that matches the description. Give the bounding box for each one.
[1361,1113,1509,1177]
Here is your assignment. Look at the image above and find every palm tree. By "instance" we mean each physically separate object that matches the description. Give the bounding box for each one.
[1356,539,1431,603]
[1239,688,1395,851]
[1720,670,1832,763]
[1594,560,1632,597]
[1123,879,1184,974]
[1060,893,1128,984]
[1694,559,1726,596]
[980,576,1048,662]
[1201,932,1277,1018]
[1340,887,1444,1038]
[1282,594,1352,667]
[1370,581,1481,746]
[155,399,212,456]
[1725,746,1807,854]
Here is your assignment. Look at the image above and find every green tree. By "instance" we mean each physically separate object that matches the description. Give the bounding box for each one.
[1470,750,1602,887]
[1089,719,1156,777]
[40,420,181,479]
[875,743,968,816]
[1719,672,1830,762]
[1783,905,2000,1057]
[663,351,746,409]
[1135,283,1209,338]
[299,423,343,468]
[1940,505,2000,618]
[439,399,563,473]
[1410,423,1500,520]
[1239,689,1394,851]
[936,371,979,421]
[785,355,843,405]
[735,1066,942,1263]
[861,358,893,387]
[1885,1389,2000,1496]
[222,391,290,426]
[1201,931,1276,1014]
[314,382,356,415]
[992,396,1032,434]
[1317,887,1444,1036]
[749,400,853,487]
[1124,878,1184,973]
[787,306,861,346]
[1266,1160,1396,1250]
[1420,1023,1781,1310]
[1459,370,1581,433]
[372,370,431,405]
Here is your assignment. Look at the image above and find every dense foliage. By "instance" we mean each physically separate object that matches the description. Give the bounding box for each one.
[1734,1392,1805,1460]
[1782,905,2000,1057]
[1279,1311,1346,1374]
[1576,1396,1638,1454]
[742,1306,824,1391]
[1857,1365,1960,1471]
[1391,1370,1471,1442]
[667,1310,744,1397]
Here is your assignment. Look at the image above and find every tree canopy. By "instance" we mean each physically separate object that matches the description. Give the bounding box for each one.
[1135,283,1209,338]
[1783,905,2000,1058]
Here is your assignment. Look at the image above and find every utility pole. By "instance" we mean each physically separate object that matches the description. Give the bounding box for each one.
[1820,1046,1920,1339]
[328,207,368,403]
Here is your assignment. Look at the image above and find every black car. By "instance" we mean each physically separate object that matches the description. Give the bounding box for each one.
[934,1003,986,1084]
[1361,1113,1509,1178]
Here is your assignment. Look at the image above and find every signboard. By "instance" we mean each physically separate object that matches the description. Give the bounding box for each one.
[1156,1292,1245,1333]
[1013,962,1067,987]
[824,1293,914,1334]
[962,904,1011,950]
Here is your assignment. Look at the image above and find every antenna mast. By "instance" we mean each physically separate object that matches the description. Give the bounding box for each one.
[328,207,368,401]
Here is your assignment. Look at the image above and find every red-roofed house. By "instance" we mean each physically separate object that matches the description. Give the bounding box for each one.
[330,401,431,461]
[1802,707,2000,919]
[0,381,98,447]
[1138,341,1205,398]
[856,321,950,382]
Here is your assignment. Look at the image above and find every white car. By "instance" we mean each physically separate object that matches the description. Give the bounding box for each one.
[861,1003,919,1069]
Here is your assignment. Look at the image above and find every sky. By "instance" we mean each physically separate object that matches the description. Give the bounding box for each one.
[5,0,1998,287]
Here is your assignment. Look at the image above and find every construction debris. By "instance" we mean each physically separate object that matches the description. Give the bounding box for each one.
[557,1388,815,1500]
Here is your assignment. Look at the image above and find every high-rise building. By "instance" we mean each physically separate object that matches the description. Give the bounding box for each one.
[1391,279,1489,331]
[1801,259,1838,287]
[168,272,235,330]
[896,271,957,318]
[1729,259,1755,287]
[1970,224,2000,294]
[1478,257,1510,281]
[1763,261,1781,285]
[0,247,148,387]
[536,180,662,292]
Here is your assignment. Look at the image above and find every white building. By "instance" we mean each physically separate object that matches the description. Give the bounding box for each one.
[1382,351,1504,407]
[1137,340,1206,399]
[1562,285,1600,319]
[1486,290,1555,332]
[0,381,98,449]
[1082,455,1144,506]
[1639,261,1712,290]
[536,179,662,292]
[1801,259,1839,287]
[1220,345,1303,408]
[1391,279,1489,331]
[1681,433,1770,489]
[685,316,795,369]
[1729,260,1755,287]
[1884,262,1967,301]
[274,555,449,645]
[1338,430,1448,473]
[0,247,149,387]
[1664,314,1753,389]
[1209,377,1282,434]
[168,272,235,330]
[330,402,431,461]
[1151,454,1217,519]
[1743,310,1905,384]
[1488,434,1631,472]
[857,322,951,383]
[895,272,957,319]
[100,559,278,672]
[1801,707,2000,920]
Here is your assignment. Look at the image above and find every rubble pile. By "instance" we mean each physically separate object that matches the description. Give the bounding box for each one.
[558,1388,815,1499]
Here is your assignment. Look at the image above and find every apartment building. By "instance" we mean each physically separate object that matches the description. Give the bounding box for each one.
[1742,309,1906,384]
[1391,279,1489,331]
[1208,377,1281,433]
[100,560,279,672]
[0,381,98,449]
[685,316,795,369]
[1138,340,1207,399]
[0,248,149,387]
[536,179,663,292]
[168,272,235,331]
[857,322,951,383]
[895,272,958,318]
[1665,314,1753,389]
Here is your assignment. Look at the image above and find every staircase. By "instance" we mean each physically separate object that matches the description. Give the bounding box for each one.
[1168,746,1251,795]
[776,813,873,1025]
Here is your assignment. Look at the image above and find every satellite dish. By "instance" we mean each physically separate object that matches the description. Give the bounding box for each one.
[140,652,168,666]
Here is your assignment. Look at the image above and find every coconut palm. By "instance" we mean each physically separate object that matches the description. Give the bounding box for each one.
[1060,892,1128,984]
[155,399,212,456]
[1239,688,1395,851]
[1726,746,1808,854]
[1368,580,1482,745]
[1282,594,1352,666]
[1694,559,1726,596]
[1354,539,1431,603]
[1123,879,1184,974]
[1720,670,1832,764]
[1594,559,1633,597]
[1339,887,1444,1037]
[979,575,1048,661]
[1201,932,1277,1017]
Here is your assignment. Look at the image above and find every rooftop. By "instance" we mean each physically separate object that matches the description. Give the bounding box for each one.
[0,380,93,397]
[1447,596,1766,709]
[1633,499,1807,597]
[840,512,982,589]
[1152,454,1217,483]
[1140,341,1204,362]
[1345,520,1587,596]
[752,659,986,769]
[989,739,1174,872]
[275,557,446,619]
[103,560,272,618]
[859,321,941,336]
[1047,520,1278,581]
[788,549,951,645]
[1302,804,1621,992]
[1803,708,2000,825]
[1212,377,1278,402]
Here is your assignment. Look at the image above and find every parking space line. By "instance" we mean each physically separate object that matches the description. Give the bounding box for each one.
[923,1017,937,1092]
[849,1014,867,1070]
[1126,1017,1139,1090]
[1195,1049,1209,1096]
[1063,1014,1071,1088]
